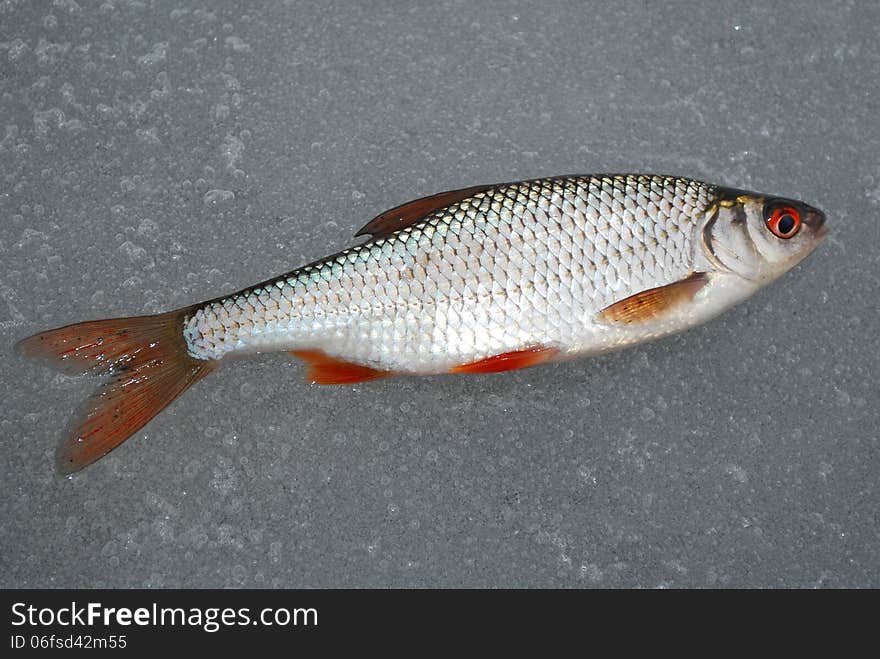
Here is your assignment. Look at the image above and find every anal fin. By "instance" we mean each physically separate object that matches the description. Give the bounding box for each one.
[450,346,559,374]
[290,350,392,385]
[598,272,708,324]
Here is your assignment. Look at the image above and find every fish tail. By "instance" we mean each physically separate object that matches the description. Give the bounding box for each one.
[15,305,217,474]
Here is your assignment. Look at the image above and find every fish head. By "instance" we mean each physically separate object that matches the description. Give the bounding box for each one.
[700,187,827,283]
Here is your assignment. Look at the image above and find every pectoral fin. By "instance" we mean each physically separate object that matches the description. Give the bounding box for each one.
[598,272,708,325]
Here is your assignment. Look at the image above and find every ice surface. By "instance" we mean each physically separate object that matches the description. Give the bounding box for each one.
[1,1,877,587]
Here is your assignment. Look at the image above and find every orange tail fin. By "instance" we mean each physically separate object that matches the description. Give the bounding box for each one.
[16,306,216,474]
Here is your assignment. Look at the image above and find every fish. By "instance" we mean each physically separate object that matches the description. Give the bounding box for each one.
[17,174,827,474]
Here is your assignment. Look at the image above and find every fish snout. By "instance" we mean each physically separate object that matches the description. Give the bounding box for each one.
[803,205,828,239]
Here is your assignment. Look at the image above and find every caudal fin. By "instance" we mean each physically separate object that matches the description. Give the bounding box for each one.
[16,306,216,474]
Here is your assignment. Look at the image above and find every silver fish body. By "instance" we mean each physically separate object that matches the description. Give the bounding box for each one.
[182,174,826,374]
[19,172,827,472]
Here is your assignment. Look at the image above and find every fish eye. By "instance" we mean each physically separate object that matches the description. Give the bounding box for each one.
[766,205,801,239]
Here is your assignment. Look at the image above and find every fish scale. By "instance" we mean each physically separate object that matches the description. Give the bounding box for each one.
[182,174,714,371]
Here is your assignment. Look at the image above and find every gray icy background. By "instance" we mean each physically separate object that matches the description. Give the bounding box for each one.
[1,0,877,588]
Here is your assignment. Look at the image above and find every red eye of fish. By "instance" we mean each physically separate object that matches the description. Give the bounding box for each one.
[767,206,801,239]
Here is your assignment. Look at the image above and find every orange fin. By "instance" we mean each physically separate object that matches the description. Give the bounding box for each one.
[598,272,709,325]
[355,184,493,238]
[290,350,392,385]
[16,307,217,474]
[450,346,559,374]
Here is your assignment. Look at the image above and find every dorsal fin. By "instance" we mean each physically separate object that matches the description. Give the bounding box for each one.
[355,184,494,238]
